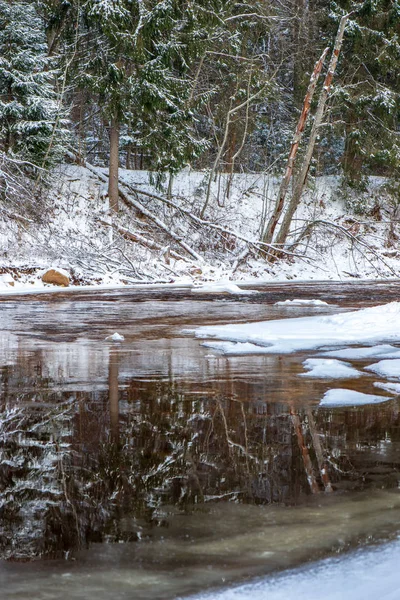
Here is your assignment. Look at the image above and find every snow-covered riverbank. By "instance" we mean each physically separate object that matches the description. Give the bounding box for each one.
[1,165,399,291]
[186,537,400,600]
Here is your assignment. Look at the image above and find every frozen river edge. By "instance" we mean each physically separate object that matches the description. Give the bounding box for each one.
[187,537,400,600]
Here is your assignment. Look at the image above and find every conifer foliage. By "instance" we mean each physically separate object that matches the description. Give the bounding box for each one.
[0,0,67,169]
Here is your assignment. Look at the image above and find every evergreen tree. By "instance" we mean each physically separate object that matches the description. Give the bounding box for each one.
[77,0,232,208]
[0,0,68,169]
[328,0,400,186]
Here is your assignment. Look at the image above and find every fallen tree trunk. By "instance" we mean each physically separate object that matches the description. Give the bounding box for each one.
[71,155,204,263]
[98,219,189,262]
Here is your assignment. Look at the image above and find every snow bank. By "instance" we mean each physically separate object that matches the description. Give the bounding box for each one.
[185,538,400,600]
[300,358,360,379]
[319,389,390,407]
[193,302,400,355]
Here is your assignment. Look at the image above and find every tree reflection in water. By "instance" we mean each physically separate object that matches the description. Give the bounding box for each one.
[1,343,400,562]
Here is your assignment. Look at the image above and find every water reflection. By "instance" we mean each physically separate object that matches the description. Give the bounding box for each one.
[0,292,400,598]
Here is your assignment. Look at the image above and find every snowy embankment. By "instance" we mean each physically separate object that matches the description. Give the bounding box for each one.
[191,302,400,407]
[186,537,400,600]
[0,164,399,290]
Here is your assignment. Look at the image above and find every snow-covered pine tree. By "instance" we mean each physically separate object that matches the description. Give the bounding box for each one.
[328,0,400,187]
[79,0,227,209]
[0,0,68,170]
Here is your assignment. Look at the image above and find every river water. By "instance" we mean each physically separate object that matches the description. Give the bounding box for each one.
[1,282,400,599]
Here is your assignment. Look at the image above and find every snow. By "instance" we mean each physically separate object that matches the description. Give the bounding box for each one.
[1,165,400,289]
[275,299,330,306]
[365,359,400,379]
[41,266,70,278]
[193,302,400,355]
[300,358,361,379]
[319,344,400,360]
[319,389,390,407]
[105,332,125,342]
[191,282,258,295]
[374,381,400,394]
[186,538,400,600]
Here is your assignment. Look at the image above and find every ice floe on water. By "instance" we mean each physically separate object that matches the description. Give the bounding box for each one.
[105,332,125,342]
[275,299,330,306]
[193,302,400,355]
[374,381,400,394]
[365,359,400,379]
[193,303,400,405]
[300,358,361,379]
[202,341,277,355]
[319,344,400,360]
[186,538,400,600]
[191,282,258,295]
[319,389,390,407]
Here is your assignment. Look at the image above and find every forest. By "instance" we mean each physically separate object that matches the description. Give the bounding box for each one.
[0,0,399,285]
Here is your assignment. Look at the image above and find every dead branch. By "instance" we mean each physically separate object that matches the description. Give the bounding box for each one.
[98,219,189,262]
[122,182,303,260]
[292,218,399,277]
[68,154,204,262]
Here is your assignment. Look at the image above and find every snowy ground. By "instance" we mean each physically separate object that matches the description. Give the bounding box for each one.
[185,537,400,600]
[0,164,399,291]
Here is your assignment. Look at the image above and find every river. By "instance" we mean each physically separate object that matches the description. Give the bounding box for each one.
[0,281,400,599]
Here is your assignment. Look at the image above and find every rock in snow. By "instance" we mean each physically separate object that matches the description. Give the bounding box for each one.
[41,268,70,287]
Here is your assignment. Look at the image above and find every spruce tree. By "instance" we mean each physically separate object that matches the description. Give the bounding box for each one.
[0,0,68,169]
[328,0,400,186]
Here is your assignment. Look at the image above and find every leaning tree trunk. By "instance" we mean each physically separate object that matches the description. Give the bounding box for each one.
[108,116,120,212]
[262,47,329,245]
[271,14,350,256]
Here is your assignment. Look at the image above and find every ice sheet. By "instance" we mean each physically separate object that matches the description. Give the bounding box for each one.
[192,283,257,294]
[193,303,400,355]
[300,358,361,379]
[319,344,400,360]
[275,299,330,306]
[374,381,400,394]
[365,359,400,379]
[319,388,390,407]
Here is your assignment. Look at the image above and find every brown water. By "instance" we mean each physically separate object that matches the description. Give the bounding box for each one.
[1,282,400,599]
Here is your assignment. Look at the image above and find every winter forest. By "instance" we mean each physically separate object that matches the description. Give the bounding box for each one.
[0,0,399,286]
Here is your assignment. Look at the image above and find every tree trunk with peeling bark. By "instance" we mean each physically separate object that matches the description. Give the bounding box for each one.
[108,117,120,212]
[271,14,350,257]
[262,47,329,245]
